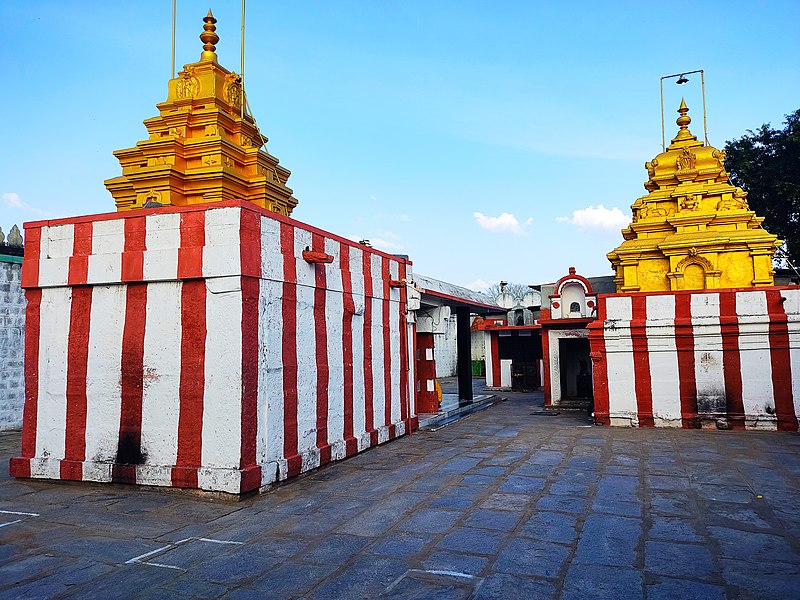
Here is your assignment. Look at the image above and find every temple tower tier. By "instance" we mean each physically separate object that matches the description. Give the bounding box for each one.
[104,11,298,216]
[607,99,780,292]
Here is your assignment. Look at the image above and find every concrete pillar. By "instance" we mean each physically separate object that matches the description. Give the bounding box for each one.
[456,307,473,405]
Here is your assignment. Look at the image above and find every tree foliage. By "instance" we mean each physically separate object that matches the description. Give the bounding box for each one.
[723,108,800,266]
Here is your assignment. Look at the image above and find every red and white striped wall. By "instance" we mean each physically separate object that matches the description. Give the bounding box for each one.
[588,288,800,430]
[10,201,416,495]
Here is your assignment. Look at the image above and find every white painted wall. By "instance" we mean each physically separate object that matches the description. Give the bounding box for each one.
[434,315,458,378]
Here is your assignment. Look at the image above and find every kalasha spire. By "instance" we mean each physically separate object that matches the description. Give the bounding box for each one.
[676,98,691,130]
[200,9,219,62]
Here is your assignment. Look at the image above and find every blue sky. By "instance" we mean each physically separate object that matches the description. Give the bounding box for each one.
[3,1,799,289]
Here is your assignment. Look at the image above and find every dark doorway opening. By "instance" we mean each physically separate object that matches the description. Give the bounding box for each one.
[558,337,591,400]
[498,330,542,390]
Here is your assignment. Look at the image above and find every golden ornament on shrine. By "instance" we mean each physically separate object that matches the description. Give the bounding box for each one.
[105,10,298,215]
[607,100,780,292]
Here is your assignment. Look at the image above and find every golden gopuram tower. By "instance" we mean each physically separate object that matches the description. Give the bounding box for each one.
[607,100,780,292]
[105,11,298,215]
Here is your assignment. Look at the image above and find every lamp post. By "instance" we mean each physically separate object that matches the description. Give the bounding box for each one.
[660,69,708,150]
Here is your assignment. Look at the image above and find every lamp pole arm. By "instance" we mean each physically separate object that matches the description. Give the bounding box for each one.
[660,69,707,150]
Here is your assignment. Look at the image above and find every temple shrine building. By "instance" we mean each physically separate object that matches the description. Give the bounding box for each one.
[6,11,800,500]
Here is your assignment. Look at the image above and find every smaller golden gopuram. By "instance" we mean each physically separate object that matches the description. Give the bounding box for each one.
[105,10,298,215]
[607,99,780,292]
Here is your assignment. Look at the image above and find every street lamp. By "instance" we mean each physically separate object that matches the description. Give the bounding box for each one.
[660,69,708,150]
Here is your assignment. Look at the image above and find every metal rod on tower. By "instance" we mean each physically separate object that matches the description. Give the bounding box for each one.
[171,0,177,79]
[241,0,246,118]
[700,70,709,146]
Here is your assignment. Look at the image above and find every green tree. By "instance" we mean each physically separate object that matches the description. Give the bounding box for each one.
[723,108,800,267]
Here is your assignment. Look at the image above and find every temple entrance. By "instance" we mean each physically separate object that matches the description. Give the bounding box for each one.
[558,338,592,401]
[498,330,542,390]
[416,333,438,413]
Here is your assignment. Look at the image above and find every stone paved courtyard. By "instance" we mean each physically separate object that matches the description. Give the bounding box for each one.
[1,390,799,599]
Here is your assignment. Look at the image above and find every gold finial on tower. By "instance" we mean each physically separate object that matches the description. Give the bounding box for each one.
[676,98,691,130]
[200,9,219,62]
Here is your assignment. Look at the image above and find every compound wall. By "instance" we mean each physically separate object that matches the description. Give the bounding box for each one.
[0,257,25,430]
[589,287,800,430]
[10,201,415,495]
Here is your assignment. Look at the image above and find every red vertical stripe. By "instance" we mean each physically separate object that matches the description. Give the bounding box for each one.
[68,222,92,286]
[340,244,357,456]
[411,322,418,427]
[121,216,146,282]
[382,257,393,438]
[719,292,745,430]
[10,289,43,477]
[240,209,262,493]
[587,299,609,425]
[20,226,41,289]
[240,276,261,491]
[280,223,301,477]
[312,233,331,464]
[240,208,262,278]
[675,294,699,429]
[61,286,93,480]
[398,261,409,428]
[541,327,552,406]
[490,333,501,388]
[178,212,205,279]
[362,252,377,446]
[113,283,147,484]
[172,280,206,488]
[631,295,654,427]
[766,289,798,431]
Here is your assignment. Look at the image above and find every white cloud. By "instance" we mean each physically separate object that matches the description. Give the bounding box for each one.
[369,194,377,201]
[370,238,403,252]
[467,278,496,292]
[557,204,630,233]
[473,211,530,235]
[2,192,51,217]
[346,231,404,253]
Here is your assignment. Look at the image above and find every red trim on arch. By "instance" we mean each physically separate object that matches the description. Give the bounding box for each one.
[553,269,594,296]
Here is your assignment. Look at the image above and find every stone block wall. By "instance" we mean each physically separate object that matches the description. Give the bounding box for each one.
[0,258,25,430]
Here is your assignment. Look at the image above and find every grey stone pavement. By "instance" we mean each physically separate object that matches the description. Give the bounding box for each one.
[1,387,800,599]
